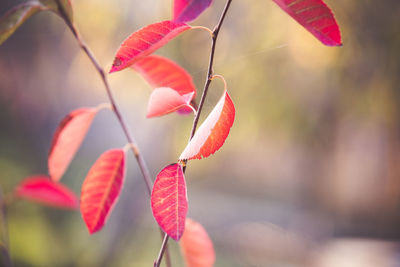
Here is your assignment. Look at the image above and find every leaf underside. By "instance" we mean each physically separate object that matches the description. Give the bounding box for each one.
[147,87,194,118]
[173,0,214,23]
[179,90,235,160]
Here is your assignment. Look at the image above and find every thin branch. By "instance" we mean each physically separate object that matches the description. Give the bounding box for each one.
[0,188,12,267]
[154,234,169,267]
[54,2,171,266]
[61,19,154,195]
[154,0,233,266]
[189,0,233,141]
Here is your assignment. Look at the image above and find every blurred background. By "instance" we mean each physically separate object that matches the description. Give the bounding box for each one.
[1,0,400,266]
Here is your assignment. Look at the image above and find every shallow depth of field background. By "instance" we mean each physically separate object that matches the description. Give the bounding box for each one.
[1,0,400,266]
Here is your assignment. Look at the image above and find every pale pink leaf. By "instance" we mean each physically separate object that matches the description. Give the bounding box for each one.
[147,87,194,118]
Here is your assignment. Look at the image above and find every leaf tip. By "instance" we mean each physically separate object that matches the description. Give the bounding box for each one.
[109,57,123,73]
[15,176,79,209]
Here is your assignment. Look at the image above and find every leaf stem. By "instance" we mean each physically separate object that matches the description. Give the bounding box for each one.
[211,74,228,91]
[154,0,233,266]
[95,103,113,112]
[54,2,171,266]
[191,25,213,37]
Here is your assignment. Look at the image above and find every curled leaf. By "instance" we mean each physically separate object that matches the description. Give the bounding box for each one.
[180,218,215,267]
[56,0,73,21]
[151,163,188,241]
[0,2,45,45]
[272,0,342,46]
[110,21,191,73]
[173,0,214,23]
[132,55,196,97]
[147,87,194,118]
[80,149,126,234]
[179,90,235,160]
[0,0,74,45]
[39,0,73,22]
[48,108,97,182]
[15,176,78,209]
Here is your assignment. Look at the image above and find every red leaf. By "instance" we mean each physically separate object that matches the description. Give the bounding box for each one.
[272,0,342,46]
[80,149,126,234]
[179,90,235,160]
[147,87,194,118]
[48,108,97,182]
[110,21,191,73]
[173,0,214,23]
[151,163,188,241]
[180,218,215,267]
[132,55,196,97]
[15,176,78,209]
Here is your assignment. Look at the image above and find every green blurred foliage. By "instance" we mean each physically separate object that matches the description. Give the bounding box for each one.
[0,0,400,266]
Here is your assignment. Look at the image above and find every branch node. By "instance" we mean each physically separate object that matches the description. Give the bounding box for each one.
[123,143,140,156]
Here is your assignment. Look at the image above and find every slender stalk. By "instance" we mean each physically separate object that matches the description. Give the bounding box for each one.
[0,188,12,267]
[154,235,169,267]
[189,0,233,141]
[61,20,154,195]
[55,2,171,266]
[154,1,233,266]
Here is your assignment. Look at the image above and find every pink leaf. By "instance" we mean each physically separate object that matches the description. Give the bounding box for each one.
[180,218,215,267]
[147,87,194,118]
[80,149,126,234]
[179,90,235,160]
[151,163,188,241]
[173,0,214,23]
[110,21,191,73]
[272,0,342,46]
[15,176,78,209]
[132,55,196,97]
[48,108,97,182]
